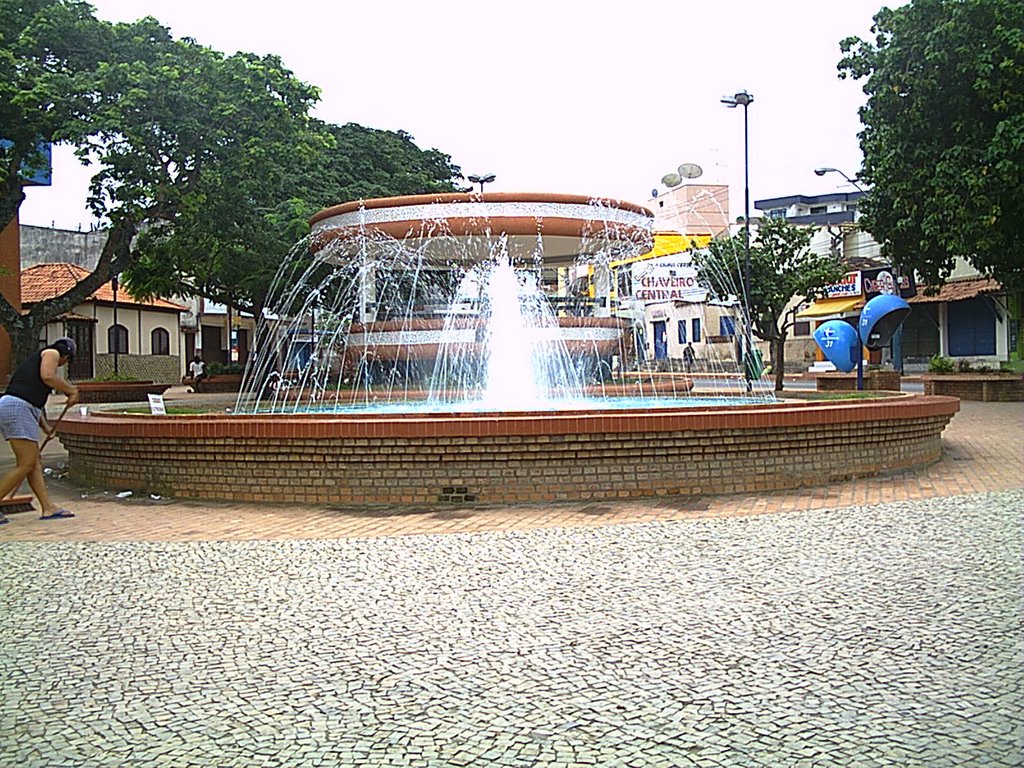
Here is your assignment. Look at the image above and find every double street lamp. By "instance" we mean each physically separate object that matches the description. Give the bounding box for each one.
[467,173,496,194]
[721,89,755,391]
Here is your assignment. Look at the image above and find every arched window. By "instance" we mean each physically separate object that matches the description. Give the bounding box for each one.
[108,324,128,354]
[151,327,170,356]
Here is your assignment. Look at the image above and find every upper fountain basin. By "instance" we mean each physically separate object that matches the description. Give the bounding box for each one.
[309,192,655,268]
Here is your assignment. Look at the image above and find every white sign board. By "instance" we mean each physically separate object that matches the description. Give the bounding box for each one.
[631,255,708,305]
[148,393,166,415]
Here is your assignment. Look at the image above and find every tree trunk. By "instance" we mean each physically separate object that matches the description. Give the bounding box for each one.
[9,316,46,370]
[774,332,788,392]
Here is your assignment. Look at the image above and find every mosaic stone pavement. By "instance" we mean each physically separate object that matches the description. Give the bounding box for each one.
[2,489,1022,767]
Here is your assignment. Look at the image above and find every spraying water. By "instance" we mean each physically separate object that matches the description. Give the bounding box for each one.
[235,193,774,414]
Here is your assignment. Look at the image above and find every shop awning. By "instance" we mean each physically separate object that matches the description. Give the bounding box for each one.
[796,296,865,318]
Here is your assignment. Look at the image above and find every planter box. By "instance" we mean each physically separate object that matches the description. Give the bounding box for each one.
[182,374,243,393]
[76,381,172,403]
[922,373,1023,402]
[816,369,902,392]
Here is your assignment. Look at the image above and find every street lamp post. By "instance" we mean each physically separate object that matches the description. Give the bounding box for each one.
[111,273,120,376]
[721,89,755,392]
[467,173,496,194]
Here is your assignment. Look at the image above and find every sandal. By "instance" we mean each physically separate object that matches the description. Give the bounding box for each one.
[40,508,75,520]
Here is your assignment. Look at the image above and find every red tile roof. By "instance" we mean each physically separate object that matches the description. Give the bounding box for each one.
[908,276,1002,303]
[21,263,188,312]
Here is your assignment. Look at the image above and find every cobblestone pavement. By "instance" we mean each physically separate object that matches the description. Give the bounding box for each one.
[1,490,1022,767]
[0,398,1021,766]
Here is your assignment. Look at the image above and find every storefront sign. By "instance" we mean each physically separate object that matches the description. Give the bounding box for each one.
[632,257,707,304]
[823,272,862,299]
[861,267,916,299]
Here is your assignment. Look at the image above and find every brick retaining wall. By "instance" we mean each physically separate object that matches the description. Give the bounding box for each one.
[816,370,902,391]
[922,374,1023,402]
[56,396,959,505]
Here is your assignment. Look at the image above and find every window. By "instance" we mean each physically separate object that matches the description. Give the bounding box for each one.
[108,324,128,354]
[677,320,687,344]
[719,316,736,336]
[151,327,170,355]
[793,320,811,337]
[691,318,701,343]
[768,209,786,220]
[810,205,827,214]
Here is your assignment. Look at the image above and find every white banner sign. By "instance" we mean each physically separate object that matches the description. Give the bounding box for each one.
[631,256,708,305]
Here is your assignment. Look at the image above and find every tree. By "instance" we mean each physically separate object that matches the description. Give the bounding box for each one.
[0,1,321,365]
[696,217,843,391]
[839,0,1024,291]
[123,120,463,319]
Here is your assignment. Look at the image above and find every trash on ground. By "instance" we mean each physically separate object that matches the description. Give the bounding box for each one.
[116,490,133,498]
[150,494,162,500]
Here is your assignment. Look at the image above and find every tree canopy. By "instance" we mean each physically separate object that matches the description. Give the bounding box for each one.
[0,0,462,365]
[839,0,1024,290]
[697,217,843,390]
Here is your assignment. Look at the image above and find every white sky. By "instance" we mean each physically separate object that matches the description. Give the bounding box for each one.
[20,0,896,231]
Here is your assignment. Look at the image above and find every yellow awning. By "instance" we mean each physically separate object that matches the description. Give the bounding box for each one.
[796,296,865,318]
[610,231,713,268]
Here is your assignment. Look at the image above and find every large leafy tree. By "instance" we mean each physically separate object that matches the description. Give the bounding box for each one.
[697,217,843,391]
[124,120,463,318]
[839,0,1024,290]
[0,0,321,364]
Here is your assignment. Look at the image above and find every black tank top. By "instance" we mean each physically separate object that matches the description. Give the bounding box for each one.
[5,350,53,408]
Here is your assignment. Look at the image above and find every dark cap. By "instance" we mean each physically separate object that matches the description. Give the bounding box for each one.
[52,337,77,358]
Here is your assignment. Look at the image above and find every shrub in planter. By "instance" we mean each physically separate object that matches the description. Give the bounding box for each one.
[928,355,956,373]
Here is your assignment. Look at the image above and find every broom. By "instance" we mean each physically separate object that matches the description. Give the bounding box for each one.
[0,401,72,514]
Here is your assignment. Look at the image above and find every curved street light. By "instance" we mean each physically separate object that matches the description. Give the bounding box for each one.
[814,167,865,192]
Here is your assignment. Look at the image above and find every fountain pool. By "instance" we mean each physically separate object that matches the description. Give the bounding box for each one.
[55,193,959,505]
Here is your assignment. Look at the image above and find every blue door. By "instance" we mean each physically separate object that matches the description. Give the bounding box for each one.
[948,297,996,356]
[653,321,668,360]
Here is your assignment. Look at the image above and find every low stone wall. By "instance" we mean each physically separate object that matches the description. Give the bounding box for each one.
[182,375,243,393]
[56,396,959,505]
[816,370,902,392]
[922,374,1023,402]
[76,381,171,403]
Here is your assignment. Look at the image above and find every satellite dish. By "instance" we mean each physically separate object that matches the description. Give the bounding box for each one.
[661,172,682,188]
[678,163,703,179]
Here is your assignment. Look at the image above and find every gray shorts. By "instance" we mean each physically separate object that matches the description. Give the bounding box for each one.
[0,395,43,442]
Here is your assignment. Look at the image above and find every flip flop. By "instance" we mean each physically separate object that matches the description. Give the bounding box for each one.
[39,509,75,520]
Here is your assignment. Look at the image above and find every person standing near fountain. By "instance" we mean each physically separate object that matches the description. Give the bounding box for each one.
[683,342,696,373]
[0,338,79,522]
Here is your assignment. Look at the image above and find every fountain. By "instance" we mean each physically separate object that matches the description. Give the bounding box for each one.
[56,193,960,506]
[236,192,772,414]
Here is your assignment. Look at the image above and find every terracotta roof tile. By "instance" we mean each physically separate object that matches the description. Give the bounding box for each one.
[908,276,1002,304]
[21,263,188,312]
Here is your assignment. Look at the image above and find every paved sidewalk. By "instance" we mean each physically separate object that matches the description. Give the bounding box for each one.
[0,400,1020,542]
[0,400,1021,767]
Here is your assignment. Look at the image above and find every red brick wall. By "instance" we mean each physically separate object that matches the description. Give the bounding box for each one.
[923,375,1023,402]
[57,396,960,505]
[816,370,902,391]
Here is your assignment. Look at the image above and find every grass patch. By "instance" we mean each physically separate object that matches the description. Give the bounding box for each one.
[780,390,901,401]
[116,405,228,415]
